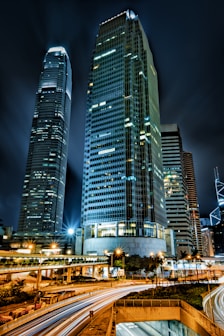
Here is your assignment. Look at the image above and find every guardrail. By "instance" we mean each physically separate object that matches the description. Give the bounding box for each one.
[0,291,93,335]
[115,298,181,307]
[0,261,108,274]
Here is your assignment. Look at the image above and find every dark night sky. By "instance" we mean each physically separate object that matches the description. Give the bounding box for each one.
[0,0,224,231]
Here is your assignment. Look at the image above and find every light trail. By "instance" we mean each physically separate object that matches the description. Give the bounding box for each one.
[3,284,152,336]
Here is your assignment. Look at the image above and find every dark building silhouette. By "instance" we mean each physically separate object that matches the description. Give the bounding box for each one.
[209,168,224,255]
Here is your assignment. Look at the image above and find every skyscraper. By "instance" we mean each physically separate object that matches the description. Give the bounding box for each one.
[183,151,203,255]
[81,10,167,257]
[18,47,72,241]
[210,168,224,254]
[161,124,192,258]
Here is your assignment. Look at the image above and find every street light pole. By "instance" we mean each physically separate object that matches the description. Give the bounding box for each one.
[36,251,42,290]
[206,263,214,323]
[67,227,75,254]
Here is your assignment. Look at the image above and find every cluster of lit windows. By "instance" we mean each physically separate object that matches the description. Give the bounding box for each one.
[82,12,167,234]
[164,170,181,198]
[94,48,117,61]
[84,220,162,239]
[18,47,71,234]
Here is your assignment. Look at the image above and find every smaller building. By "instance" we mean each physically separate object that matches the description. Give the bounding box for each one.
[161,124,192,258]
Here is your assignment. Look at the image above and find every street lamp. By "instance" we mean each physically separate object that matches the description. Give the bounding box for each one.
[28,244,34,253]
[158,252,164,280]
[206,262,214,322]
[51,243,57,249]
[195,254,200,282]
[66,227,75,254]
[67,227,75,236]
[49,242,61,255]
[37,250,42,290]
[110,248,126,278]
[186,255,192,280]
[27,241,35,253]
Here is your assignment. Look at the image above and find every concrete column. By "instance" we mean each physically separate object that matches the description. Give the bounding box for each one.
[67,268,72,283]
[116,222,118,236]
[81,266,86,276]
[92,265,96,278]
[50,269,54,279]
[36,269,42,289]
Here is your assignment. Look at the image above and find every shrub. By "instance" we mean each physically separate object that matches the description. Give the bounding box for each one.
[123,283,216,310]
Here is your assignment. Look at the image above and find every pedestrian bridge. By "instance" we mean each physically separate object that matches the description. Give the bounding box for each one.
[81,299,224,336]
[113,299,224,336]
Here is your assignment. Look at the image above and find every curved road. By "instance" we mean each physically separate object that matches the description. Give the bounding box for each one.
[203,284,224,330]
[3,284,152,336]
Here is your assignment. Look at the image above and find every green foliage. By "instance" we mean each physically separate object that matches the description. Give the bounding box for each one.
[123,284,216,310]
[125,254,163,273]
[180,250,188,259]
[114,259,123,268]
[10,279,25,296]
[125,255,143,271]
[0,280,34,307]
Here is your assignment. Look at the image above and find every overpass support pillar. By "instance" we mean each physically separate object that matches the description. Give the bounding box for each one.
[50,269,54,279]
[82,266,87,276]
[36,269,42,290]
[67,268,72,283]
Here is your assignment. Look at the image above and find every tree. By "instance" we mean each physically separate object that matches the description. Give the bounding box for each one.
[191,248,199,257]
[10,279,25,296]
[180,250,188,259]
[125,255,142,272]
[113,259,123,268]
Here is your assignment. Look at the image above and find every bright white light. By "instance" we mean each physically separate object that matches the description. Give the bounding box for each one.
[67,228,75,235]
[98,148,115,155]
[94,49,116,61]
[48,46,67,54]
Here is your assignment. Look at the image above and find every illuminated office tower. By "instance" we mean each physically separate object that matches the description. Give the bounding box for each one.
[81,10,167,257]
[161,124,192,258]
[18,47,72,239]
[183,151,203,255]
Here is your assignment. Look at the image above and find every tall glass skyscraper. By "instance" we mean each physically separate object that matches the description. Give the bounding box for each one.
[183,151,203,255]
[81,10,167,257]
[161,124,193,258]
[18,47,72,239]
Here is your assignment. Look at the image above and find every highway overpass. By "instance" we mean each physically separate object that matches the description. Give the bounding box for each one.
[0,251,109,287]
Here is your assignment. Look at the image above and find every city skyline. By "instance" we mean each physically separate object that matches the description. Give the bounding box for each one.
[0,1,224,230]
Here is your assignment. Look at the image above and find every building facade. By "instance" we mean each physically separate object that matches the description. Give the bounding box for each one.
[183,151,203,255]
[17,47,72,242]
[209,168,224,255]
[161,124,192,258]
[201,227,214,257]
[81,10,167,257]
